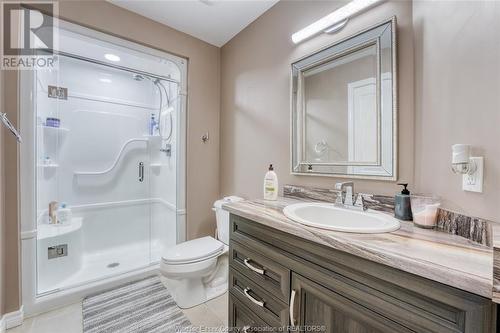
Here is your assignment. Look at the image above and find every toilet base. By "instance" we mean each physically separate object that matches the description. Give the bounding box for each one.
[205,277,228,302]
[161,254,228,309]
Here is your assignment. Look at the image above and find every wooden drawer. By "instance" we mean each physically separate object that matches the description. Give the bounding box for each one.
[229,267,289,328]
[229,293,273,332]
[230,240,290,302]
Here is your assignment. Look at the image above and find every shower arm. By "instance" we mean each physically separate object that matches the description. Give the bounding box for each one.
[1,112,22,143]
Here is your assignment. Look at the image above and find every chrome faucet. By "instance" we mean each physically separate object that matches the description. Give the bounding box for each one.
[335,182,366,210]
[160,143,172,156]
[335,182,354,205]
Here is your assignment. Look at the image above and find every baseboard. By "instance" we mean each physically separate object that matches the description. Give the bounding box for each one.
[0,315,6,333]
[3,306,24,329]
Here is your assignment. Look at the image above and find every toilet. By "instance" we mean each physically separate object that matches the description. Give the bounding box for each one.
[160,196,243,309]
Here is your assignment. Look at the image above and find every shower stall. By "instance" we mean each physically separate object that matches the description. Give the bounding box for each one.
[20,19,187,313]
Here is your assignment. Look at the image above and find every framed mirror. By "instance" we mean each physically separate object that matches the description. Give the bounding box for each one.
[291,17,397,180]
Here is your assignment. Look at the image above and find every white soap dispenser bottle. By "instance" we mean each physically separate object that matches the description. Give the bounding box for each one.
[263,164,278,201]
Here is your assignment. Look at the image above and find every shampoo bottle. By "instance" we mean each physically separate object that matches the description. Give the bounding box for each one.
[263,164,278,201]
[149,114,157,136]
[57,202,72,225]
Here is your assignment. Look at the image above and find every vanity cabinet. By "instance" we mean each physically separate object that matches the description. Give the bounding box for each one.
[291,273,412,333]
[228,214,495,333]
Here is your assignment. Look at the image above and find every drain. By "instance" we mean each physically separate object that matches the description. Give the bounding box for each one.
[107,262,120,268]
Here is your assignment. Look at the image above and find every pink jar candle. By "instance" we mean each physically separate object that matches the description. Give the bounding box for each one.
[410,195,441,228]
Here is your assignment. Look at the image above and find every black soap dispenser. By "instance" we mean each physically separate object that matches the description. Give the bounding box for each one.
[394,183,412,221]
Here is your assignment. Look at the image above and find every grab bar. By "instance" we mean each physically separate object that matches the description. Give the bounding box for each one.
[74,138,148,176]
[1,112,22,143]
[138,162,144,182]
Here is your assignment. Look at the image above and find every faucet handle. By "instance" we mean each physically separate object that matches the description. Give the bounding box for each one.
[354,194,366,210]
[344,186,354,206]
[334,190,343,205]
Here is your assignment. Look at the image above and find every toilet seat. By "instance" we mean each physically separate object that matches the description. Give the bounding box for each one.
[162,236,224,265]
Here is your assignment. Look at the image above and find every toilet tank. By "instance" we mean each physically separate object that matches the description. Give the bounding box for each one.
[213,196,243,245]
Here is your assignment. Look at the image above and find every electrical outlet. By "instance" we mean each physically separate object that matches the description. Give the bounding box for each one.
[463,157,483,193]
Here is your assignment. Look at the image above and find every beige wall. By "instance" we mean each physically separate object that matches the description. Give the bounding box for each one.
[220,1,414,198]
[221,0,499,223]
[2,0,220,312]
[1,61,5,317]
[1,2,20,314]
[3,69,20,313]
[413,1,500,221]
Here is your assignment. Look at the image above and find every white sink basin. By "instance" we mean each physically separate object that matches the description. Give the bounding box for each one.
[283,202,400,233]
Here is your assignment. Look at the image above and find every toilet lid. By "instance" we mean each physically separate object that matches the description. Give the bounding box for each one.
[162,236,224,264]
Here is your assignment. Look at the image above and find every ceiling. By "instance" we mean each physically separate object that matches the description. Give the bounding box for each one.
[109,0,279,47]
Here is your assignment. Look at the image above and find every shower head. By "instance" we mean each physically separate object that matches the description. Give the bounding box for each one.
[138,74,161,85]
[132,74,145,81]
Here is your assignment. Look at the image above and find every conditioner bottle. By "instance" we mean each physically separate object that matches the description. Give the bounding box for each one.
[263,164,278,201]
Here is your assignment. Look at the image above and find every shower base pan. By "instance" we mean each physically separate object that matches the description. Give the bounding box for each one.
[38,241,162,294]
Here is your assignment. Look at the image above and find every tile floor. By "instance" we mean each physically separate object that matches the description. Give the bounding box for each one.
[7,288,228,333]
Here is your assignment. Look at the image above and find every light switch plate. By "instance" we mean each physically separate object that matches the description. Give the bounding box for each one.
[463,157,483,192]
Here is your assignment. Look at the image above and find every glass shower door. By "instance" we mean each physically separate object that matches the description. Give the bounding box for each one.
[35,53,158,294]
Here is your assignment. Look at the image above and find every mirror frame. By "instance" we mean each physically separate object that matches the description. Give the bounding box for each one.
[290,16,397,181]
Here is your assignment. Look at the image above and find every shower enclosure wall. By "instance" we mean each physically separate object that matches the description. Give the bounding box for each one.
[20,19,187,314]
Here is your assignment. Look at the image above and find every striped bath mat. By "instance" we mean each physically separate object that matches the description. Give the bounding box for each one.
[83,276,192,333]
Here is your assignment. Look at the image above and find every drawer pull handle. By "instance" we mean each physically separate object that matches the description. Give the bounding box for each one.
[244,258,265,275]
[290,289,297,327]
[243,287,264,307]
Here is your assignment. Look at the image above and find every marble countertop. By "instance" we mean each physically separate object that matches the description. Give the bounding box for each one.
[223,197,493,299]
[492,225,500,302]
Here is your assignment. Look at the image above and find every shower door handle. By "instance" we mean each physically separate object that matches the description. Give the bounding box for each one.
[138,162,144,182]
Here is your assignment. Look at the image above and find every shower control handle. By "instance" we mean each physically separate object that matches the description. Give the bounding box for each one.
[138,162,144,182]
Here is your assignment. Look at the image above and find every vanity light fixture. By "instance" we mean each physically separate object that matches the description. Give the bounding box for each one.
[451,144,484,193]
[104,53,120,62]
[291,0,385,44]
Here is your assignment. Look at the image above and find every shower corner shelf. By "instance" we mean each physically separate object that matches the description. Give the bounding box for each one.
[37,217,83,240]
[144,134,162,143]
[41,125,70,133]
[38,163,59,168]
[150,163,164,169]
